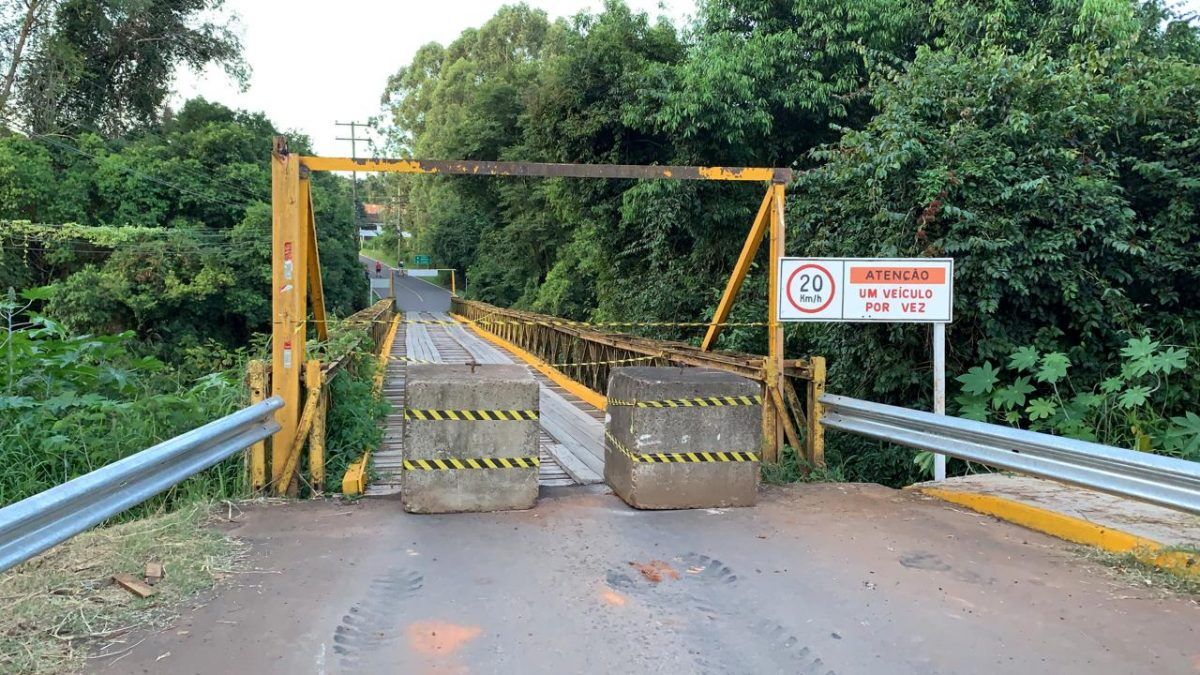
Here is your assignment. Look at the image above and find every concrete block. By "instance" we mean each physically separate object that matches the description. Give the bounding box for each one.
[605,367,760,509]
[403,365,539,513]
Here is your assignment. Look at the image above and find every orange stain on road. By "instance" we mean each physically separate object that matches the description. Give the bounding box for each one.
[407,621,482,658]
[600,589,627,606]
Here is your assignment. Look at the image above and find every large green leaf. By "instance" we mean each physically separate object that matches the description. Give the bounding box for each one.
[1166,412,1200,458]
[1007,346,1040,372]
[1117,386,1151,409]
[1025,397,1057,420]
[1035,353,1071,384]
[957,362,999,395]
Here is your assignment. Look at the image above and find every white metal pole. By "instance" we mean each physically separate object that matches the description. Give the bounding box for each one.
[933,322,947,481]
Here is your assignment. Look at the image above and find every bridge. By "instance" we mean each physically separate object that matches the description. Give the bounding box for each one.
[1,141,1197,673]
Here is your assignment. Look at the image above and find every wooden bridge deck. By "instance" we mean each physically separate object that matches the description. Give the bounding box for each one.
[368,310,605,497]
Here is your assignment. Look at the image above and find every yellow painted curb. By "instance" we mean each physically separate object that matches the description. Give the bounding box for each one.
[342,450,370,496]
[454,313,608,410]
[918,486,1198,579]
[372,314,401,396]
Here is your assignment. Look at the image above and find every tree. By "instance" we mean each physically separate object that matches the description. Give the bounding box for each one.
[1,0,246,135]
[0,0,54,119]
[654,0,930,167]
[2,98,368,359]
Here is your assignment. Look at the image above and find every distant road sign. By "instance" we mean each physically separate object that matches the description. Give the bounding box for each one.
[414,255,431,265]
[778,258,953,323]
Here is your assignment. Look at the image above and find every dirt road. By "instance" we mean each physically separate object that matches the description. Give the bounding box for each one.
[94,484,1199,674]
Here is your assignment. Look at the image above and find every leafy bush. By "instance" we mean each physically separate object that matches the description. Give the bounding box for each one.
[953,337,1198,459]
[321,355,388,491]
[0,288,247,507]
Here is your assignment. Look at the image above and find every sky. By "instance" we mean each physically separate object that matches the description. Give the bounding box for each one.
[173,0,695,156]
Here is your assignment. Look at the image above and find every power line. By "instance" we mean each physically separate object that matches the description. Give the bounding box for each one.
[335,120,370,238]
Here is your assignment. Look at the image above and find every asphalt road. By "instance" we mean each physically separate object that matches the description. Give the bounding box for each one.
[92,484,1199,674]
[360,254,451,313]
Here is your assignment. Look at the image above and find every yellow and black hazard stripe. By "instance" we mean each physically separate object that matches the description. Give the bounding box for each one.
[404,409,539,421]
[604,431,759,463]
[403,456,540,471]
[606,395,763,408]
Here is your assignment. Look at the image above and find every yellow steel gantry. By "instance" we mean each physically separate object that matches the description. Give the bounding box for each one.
[263,136,810,493]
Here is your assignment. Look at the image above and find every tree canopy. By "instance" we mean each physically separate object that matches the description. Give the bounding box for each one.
[375,0,1200,482]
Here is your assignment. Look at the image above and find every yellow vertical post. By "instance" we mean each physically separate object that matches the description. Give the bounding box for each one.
[762,183,786,463]
[450,269,457,296]
[246,360,268,491]
[806,356,826,468]
[271,136,307,490]
[308,360,326,494]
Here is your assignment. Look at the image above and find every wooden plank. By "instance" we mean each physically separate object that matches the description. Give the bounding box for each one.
[539,392,605,475]
[112,573,156,598]
[545,442,603,484]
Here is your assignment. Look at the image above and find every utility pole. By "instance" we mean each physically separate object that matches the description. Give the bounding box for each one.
[335,120,369,244]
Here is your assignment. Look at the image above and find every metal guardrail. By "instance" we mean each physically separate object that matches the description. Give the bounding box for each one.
[820,394,1200,514]
[0,397,283,574]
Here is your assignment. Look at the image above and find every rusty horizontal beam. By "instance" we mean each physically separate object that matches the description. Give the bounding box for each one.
[301,157,791,183]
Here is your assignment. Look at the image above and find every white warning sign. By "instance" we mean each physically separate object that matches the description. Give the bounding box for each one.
[778,258,953,323]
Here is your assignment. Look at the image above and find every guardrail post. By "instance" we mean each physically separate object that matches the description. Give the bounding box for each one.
[246,360,268,491]
[805,356,826,468]
[308,360,326,494]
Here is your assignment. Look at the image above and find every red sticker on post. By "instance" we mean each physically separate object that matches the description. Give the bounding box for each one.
[283,242,294,280]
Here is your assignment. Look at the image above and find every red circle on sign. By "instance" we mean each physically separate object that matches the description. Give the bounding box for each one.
[786,264,837,313]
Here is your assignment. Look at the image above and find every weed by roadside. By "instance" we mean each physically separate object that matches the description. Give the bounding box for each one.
[761,445,846,485]
[0,503,244,674]
[1077,546,1200,598]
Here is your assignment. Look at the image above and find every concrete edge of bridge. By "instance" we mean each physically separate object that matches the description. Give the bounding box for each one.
[911,476,1199,580]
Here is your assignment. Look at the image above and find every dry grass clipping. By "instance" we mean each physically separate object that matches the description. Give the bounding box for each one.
[0,503,244,674]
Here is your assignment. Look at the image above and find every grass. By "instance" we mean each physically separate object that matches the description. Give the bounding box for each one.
[360,244,398,267]
[0,503,244,674]
[761,445,846,485]
[1077,545,1200,597]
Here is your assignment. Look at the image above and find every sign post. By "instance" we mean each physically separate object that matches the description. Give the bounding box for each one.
[933,322,946,480]
[778,257,954,480]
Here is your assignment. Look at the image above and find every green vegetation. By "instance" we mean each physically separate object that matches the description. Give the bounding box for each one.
[376,0,1199,484]
[956,338,1198,456]
[0,98,367,357]
[0,287,248,506]
[1078,546,1200,596]
[761,446,846,485]
[1,0,1197,494]
[322,347,388,492]
[1,6,374,509]
[0,503,243,674]
[362,238,399,267]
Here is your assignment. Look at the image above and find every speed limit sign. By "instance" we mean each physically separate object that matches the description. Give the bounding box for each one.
[779,260,844,320]
[777,257,953,322]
